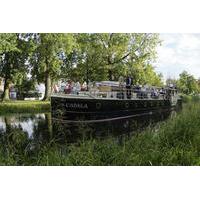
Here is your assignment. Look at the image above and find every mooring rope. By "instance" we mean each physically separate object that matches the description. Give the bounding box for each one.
[52,109,173,124]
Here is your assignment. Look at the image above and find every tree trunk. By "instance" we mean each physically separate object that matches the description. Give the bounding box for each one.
[108,69,113,81]
[86,66,89,91]
[2,78,10,101]
[43,72,52,101]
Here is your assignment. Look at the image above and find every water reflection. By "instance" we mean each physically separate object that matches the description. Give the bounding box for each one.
[0,110,173,145]
[52,110,172,143]
[0,114,45,138]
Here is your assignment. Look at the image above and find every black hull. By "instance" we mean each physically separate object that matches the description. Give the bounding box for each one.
[51,96,182,121]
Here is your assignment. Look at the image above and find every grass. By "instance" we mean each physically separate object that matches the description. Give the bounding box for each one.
[0,100,50,114]
[0,101,200,165]
[181,94,200,103]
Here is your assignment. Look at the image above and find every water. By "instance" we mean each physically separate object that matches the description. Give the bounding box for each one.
[0,110,173,146]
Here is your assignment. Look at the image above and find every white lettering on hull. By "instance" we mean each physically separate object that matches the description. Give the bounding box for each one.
[66,103,88,109]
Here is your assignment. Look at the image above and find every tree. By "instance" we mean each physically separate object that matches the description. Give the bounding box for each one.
[65,34,108,84]
[15,75,37,99]
[0,33,162,101]
[177,71,199,94]
[67,33,161,84]
[143,64,163,86]
[166,78,177,86]
[0,33,32,101]
[31,33,75,101]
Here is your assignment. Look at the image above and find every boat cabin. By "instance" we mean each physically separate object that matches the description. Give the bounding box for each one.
[52,81,179,101]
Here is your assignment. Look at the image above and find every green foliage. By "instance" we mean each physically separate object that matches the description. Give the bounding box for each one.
[177,71,199,94]
[181,94,200,103]
[181,94,192,103]
[0,33,163,100]
[15,75,36,94]
[66,33,162,84]
[0,34,18,53]
[0,33,34,101]
[130,63,163,86]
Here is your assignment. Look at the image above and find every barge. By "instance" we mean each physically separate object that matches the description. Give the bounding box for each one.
[51,83,182,121]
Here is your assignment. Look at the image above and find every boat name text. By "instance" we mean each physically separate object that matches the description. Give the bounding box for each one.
[66,102,88,109]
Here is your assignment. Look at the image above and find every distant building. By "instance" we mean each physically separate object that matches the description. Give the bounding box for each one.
[9,86,17,99]
[35,84,45,100]
[0,78,46,100]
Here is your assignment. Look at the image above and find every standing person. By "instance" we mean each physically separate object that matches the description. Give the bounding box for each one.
[71,81,76,94]
[126,75,132,99]
[76,81,81,94]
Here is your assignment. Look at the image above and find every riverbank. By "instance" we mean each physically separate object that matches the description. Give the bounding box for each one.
[0,100,50,115]
[0,101,200,165]
[47,102,200,165]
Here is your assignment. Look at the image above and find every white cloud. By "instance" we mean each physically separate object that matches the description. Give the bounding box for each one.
[155,33,200,80]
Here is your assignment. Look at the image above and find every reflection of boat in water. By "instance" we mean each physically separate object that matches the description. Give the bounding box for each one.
[51,109,173,143]
[51,81,182,121]
[0,110,175,147]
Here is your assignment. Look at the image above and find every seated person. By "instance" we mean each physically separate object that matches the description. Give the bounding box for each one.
[64,82,72,94]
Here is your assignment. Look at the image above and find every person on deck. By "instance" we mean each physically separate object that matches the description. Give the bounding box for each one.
[119,76,124,88]
[81,81,87,91]
[65,81,72,94]
[76,81,81,94]
[126,75,132,99]
[117,76,125,99]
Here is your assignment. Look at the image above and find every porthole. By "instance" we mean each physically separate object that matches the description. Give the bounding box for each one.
[96,102,101,109]
[125,102,129,109]
[134,102,138,108]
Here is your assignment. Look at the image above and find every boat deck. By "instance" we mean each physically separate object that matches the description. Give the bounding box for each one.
[51,91,169,101]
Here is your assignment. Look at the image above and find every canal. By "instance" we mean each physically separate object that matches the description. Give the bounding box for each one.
[0,110,174,146]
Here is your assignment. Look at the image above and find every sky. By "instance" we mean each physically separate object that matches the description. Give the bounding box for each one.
[155,33,200,81]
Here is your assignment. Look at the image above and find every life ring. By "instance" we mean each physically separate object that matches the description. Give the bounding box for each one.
[96,102,101,109]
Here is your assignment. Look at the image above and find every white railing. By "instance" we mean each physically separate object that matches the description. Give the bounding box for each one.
[89,90,168,100]
[52,89,172,101]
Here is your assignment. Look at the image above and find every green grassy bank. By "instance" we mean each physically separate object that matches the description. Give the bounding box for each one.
[1,101,200,165]
[0,100,50,115]
[181,94,200,103]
